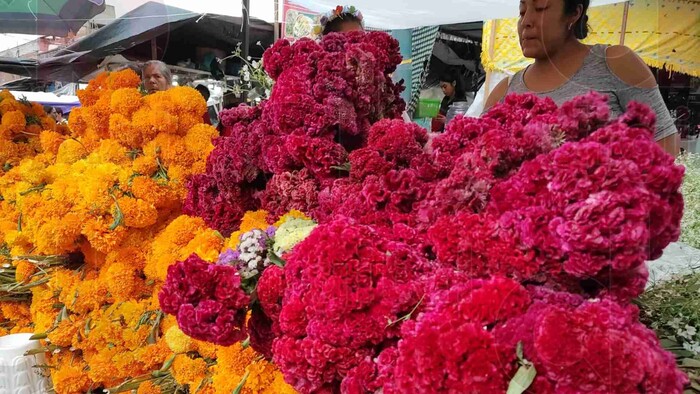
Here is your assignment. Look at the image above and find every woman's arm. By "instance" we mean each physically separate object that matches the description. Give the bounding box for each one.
[482,78,509,115]
[606,45,680,157]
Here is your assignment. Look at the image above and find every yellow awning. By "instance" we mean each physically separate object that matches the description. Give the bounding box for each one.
[482,0,700,77]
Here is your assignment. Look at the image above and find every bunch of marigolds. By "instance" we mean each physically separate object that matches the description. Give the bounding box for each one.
[0,70,295,394]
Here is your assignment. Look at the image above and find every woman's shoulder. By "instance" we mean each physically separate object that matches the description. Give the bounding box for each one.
[602,45,657,88]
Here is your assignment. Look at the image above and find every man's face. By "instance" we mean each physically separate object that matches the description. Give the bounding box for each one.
[143,64,169,94]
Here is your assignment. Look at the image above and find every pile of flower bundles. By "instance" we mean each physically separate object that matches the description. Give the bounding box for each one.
[159,29,689,394]
[185,31,406,236]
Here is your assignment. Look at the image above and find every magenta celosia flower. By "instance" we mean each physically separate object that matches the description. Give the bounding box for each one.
[159,254,250,346]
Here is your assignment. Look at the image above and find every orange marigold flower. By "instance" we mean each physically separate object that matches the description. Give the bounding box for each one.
[86,348,122,387]
[132,154,159,176]
[14,260,36,283]
[137,381,163,394]
[178,114,201,135]
[228,210,270,250]
[0,302,31,325]
[1,110,26,134]
[184,230,224,263]
[116,196,158,229]
[104,262,145,302]
[67,106,88,137]
[0,90,13,100]
[109,113,144,149]
[172,355,208,387]
[193,338,218,359]
[82,100,111,138]
[0,96,23,115]
[52,360,93,394]
[165,325,194,354]
[184,124,217,160]
[82,217,129,254]
[106,246,146,271]
[34,214,82,255]
[48,319,80,348]
[56,139,87,164]
[139,340,172,371]
[110,88,143,117]
[68,279,109,315]
[144,133,194,171]
[39,130,67,155]
[143,91,175,113]
[168,86,207,118]
[145,215,206,281]
[107,69,141,90]
[26,123,42,136]
[92,139,130,165]
[132,108,179,137]
[130,176,179,209]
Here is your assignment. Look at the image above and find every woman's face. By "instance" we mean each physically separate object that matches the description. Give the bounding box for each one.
[440,81,455,97]
[49,108,59,122]
[518,0,580,59]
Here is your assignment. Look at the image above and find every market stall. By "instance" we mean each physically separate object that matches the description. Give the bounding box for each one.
[0,2,699,393]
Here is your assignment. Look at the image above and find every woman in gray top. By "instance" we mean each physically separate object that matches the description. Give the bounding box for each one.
[484,0,679,156]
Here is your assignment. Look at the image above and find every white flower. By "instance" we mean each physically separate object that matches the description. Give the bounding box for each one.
[686,325,697,337]
[669,317,683,329]
[252,60,259,68]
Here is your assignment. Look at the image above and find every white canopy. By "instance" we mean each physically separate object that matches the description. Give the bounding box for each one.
[292,0,626,29]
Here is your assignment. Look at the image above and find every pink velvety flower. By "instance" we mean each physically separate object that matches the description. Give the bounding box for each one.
[495,288,688,393]
[273,217,426,392]
[260,169,320,219]
[184,174,257,237]
[383,277,529,394]
[159,255,250,346]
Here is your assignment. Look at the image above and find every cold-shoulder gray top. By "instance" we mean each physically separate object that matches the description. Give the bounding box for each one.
[506,44,677,141]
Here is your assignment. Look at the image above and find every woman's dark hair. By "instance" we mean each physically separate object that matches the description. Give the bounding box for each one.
[322,13,362,35]
[564,0,590,39]
[439,68,467,101]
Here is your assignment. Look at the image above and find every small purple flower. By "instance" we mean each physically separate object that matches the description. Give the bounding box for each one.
[218,248,240,266]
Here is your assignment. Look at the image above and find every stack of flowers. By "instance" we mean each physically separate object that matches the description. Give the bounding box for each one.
[0,69,295,394]
[0,93,64,335]
[184,31,405,236]
[160,30,689,394]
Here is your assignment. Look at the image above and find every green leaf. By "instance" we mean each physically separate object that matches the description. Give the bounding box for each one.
[19,184,46,196]
[330,162,351,172]
[507,364,537,394]
[683,358,700,369]
[232,370,250,394]
[516,341,524,361]
[109,192,124,231]
[241,337,251,349]
[660,338,681,349]
[29,333,48,340]
[268,251,286,268]
[160,354,176,371]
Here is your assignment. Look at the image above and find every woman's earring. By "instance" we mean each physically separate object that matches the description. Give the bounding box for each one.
[568,23,573,31]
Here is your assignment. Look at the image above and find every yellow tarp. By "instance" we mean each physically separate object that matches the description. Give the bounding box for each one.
[482,0,700,77]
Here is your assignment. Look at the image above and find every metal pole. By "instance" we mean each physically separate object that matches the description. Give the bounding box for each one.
[274,0,280,41]
[242,0,250,60]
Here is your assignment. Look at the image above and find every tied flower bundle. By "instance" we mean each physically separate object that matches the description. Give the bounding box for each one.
[184,31,405,236]
[0,69,293,394]
[0,90,63,176]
